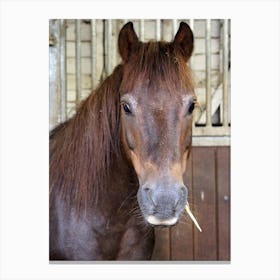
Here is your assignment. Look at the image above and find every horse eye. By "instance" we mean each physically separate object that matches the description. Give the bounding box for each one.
[188,102,195,114]
[122,103,132,114]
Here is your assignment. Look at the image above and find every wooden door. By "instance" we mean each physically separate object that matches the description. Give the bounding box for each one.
[152,146,230,261]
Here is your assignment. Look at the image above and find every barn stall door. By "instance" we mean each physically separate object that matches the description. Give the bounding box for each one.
[152,146,230,261]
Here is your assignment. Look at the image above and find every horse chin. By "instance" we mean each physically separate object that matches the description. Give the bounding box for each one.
[146,215,178,227]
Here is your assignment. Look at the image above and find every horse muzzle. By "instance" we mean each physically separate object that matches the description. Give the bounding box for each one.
[137,181,188,226]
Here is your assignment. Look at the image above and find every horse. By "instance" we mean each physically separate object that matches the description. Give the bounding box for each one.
[49,21,195,260]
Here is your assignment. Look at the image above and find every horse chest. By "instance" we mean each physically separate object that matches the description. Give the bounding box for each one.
[87,211,154,260]
[87,181,154,260]
[60,212,142,259]
[96,219,154,260]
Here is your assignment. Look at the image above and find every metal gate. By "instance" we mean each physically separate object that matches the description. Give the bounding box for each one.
[49,19,231,145]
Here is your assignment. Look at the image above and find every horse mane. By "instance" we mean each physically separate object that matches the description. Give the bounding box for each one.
[120,40,195,96]
[49,40,195,215]
[50,65,123,214]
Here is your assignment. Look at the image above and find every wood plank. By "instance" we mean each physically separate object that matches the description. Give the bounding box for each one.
[217,147,231,260]
[151,227,170,260]
[192,147,217,260]
[170,152,194,260]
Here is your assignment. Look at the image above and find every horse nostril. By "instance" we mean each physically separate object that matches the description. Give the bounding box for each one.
[149,194,157,208]
[174,186,187,209]
[182,185,188,198]
[144,187,157,207]
[181,186,186,197]
[175,197,181,209]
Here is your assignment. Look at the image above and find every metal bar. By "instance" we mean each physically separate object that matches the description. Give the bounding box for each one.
[140,19,145,41]
[189,19,194,69]
[106,19,112,75]
[60,19,67,122]
[172,19,178,37]
[100,19,108,81]
[75,19,81,105]
[205,19,212,127]
[189,19,194,31]
[112,20,116,75]
[49,19,60,129]
[223,19,229,127]
[188,19,196,128]
[91,19,97,90]
[56,21,62,125]
[156,19,161,40]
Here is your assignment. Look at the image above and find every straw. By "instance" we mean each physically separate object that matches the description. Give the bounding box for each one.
[185,202,202,232]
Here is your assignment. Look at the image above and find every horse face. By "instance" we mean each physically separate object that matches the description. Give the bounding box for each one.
[118,22,194,226]
[120,87,194,226]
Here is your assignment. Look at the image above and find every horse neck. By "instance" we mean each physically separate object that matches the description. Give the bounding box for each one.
[106,149,139,202]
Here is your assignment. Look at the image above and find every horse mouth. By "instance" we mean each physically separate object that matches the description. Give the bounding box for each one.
[146,215,178,226]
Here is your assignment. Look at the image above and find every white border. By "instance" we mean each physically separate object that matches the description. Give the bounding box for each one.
[1,1,279,280]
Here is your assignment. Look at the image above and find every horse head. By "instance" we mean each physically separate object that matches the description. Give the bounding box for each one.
[118,22,195,226]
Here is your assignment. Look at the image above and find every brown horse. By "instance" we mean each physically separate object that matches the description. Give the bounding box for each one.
[50,21,195,260]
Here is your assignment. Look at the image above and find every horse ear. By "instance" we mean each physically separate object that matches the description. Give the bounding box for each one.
[172,22,194,61]
[118,22,139,62]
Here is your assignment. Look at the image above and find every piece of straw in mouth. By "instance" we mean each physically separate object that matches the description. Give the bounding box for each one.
[185,202,202,232]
